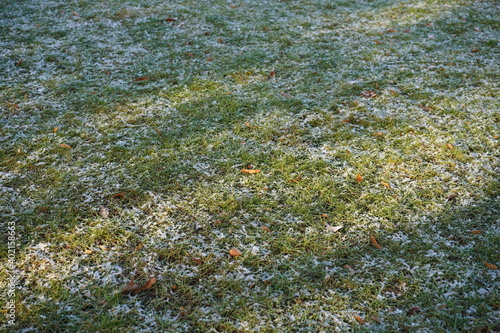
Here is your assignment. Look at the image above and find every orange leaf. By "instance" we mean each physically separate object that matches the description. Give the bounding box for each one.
[469,230,481,234]
[229,248,241,256]
[59,143,72,149]
[134,76,150,82]
[371,235,383,249]
[484,262,498,270]
[241,169,260,174]
[112,192,125,198]
[446,143,454,150]
[380,182,390,188]
[289,175,302,183]
[354,315,366,325]
[53,127,60,133]
[133,278,157,295]
[356,174,363,182]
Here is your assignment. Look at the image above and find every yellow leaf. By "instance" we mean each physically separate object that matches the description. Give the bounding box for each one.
[59,143,72,149]
[229,248,241,256]
[484,262,498,270]
[371,235,383,249]
[241,169,260,174]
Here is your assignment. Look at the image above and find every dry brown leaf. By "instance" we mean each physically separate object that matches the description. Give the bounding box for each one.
[133,278,157,295]
[406,306,422,316]
[280,92,292,98]
[185,52,194,57]
[268,69,276,78]
[469,230,481,234]
[99,245,108,251]
[241,169,260,174]
[446,143,454,150]
[354,315,366,325]
[371,235,383,249]
[471,49,479,53]
[373,132,384,137]
[261,226,270,232]
[53,127,60,133]
[59,143,72,149]
[165,18,177,22]
[361,91,377,98]
[134,243,144,251]
[229,248,241,256]
[112,192,125,198]
[356,174,363,182]
[289,175,302,183]
[374,40,382,45]
[15,59,23,66]
[192,258,203,265]
[134,76,150,82]
[380,182,390,188]
[385,29,397,33]
[446,193,458,200]
[484,262,498,270]
[206,58,213,61]
[154,127,162,136]
[343,264,355,273]
[121,280,140,294]
[71,11,79,16]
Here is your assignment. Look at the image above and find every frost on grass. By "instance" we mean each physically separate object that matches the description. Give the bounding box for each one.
[1,0,499,331]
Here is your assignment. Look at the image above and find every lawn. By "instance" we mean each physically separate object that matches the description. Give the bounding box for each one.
[0,0,499,331]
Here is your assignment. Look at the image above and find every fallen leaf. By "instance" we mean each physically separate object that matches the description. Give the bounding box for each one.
[261,226,270,232]
[380,182,390,188]
[289,175,302,183]
[185,52,194,57]
[406,306,422,316]
[6,102,20,109]
[99,206,109,218]
[326,224,343,233]
[356,174,363,182]
[268,69,276,78]
[385,29,397,33]
[134,243,144,250]
[469,230,481,234]
[99,245,108,251]
[134,76,150,82]
[192,258,203,265]
[165,18,177,22]
[206,58,213,61]
[15,59,23,66]
[280,92,292,98]
[373,132,384,137]
[361,91,377,98]
[217,38,223,43]
[241,169,260,174]
[53,127,60,133]
[484,262,498,270]
[321,213,329,218]
[112,192,125,198]
[244,122,256,129]
[437,304,447,309]
[84,250,93,254]
[71,11,79,16]
[229,248,241,256]
[59,143,72,149]
[343,264,355,273]
[471,49,479,53]
[446,143,454,150]
[374,40,382,45]
[371,235,383,249]
[446,193,458,200]
[133,278,157,295]
[121,280,141,294]
[154,127,162,136]
[354,315,366,325]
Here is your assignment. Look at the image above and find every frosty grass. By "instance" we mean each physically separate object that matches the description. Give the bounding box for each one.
[0,0,499,331]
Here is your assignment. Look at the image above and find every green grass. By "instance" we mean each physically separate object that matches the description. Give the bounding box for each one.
[1,0,499,331]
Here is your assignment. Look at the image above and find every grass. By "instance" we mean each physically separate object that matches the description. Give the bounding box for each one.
[0,0,499,331]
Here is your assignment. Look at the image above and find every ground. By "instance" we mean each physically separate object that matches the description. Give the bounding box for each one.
[0,0,499,332]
